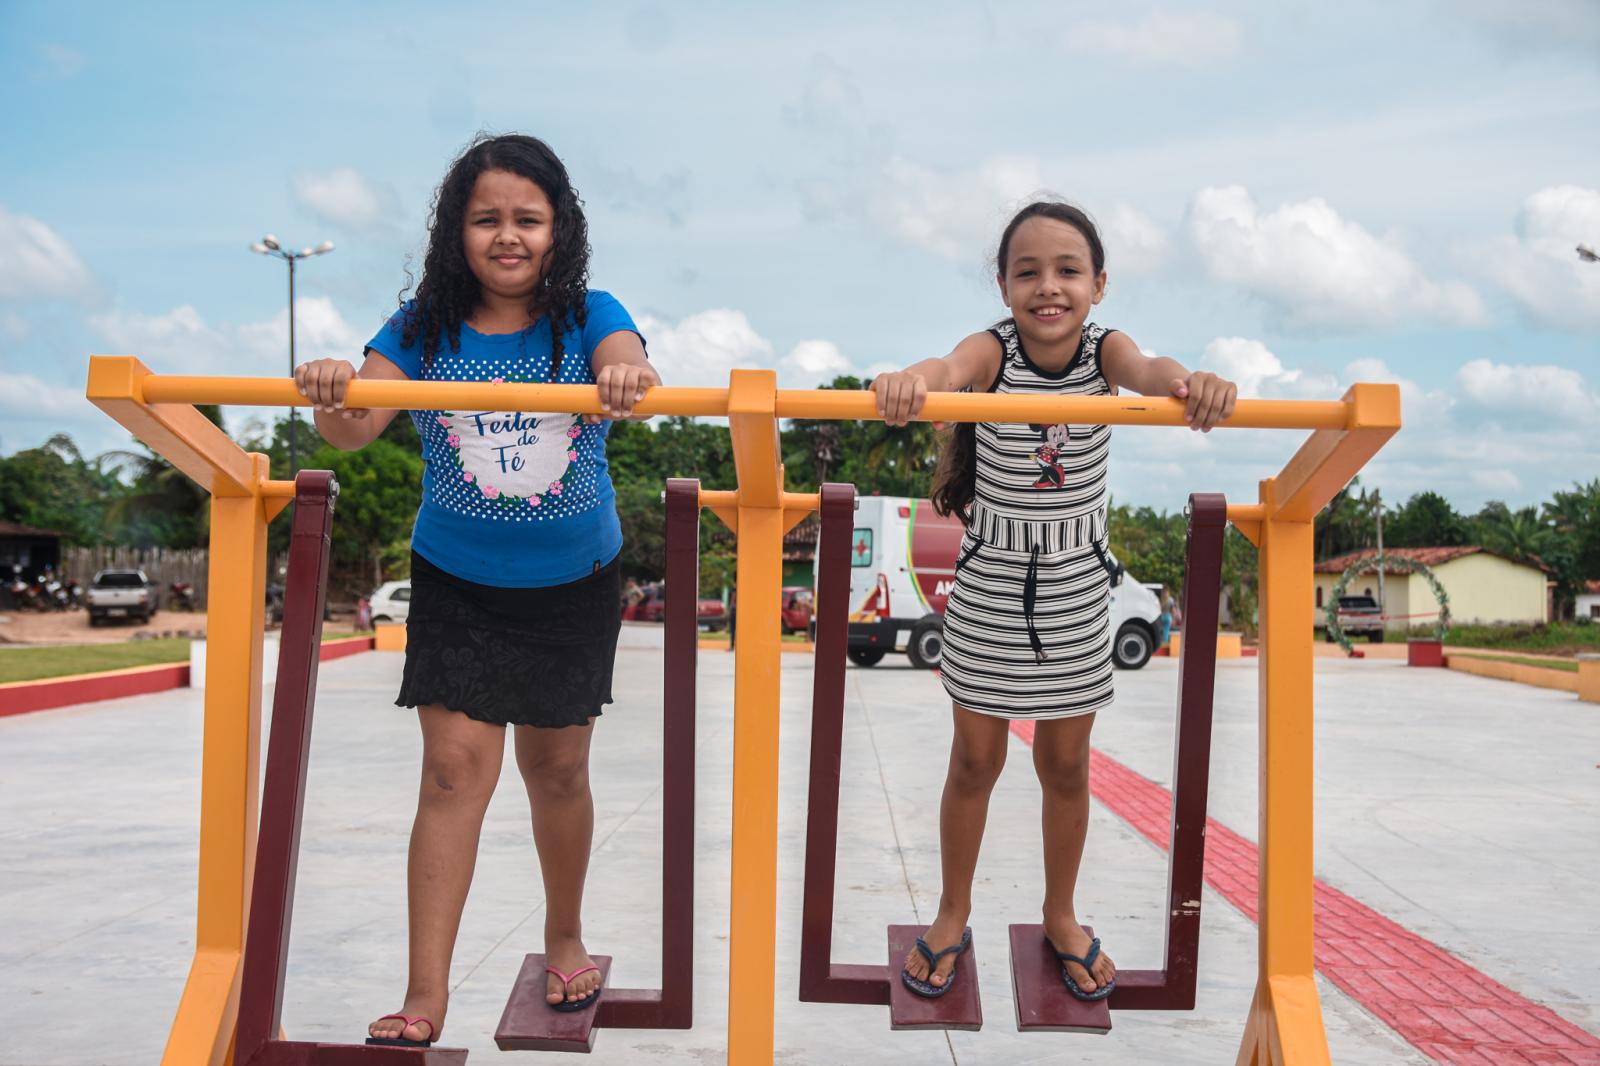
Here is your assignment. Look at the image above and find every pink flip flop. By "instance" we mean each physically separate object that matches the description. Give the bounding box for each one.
[365,1012,437,1047]
[547,963,603,1012]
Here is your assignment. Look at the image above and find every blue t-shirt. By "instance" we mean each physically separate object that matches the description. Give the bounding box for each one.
[365,290,640,588]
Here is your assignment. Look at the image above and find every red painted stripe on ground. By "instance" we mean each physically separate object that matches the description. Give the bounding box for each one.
[1008,720,1600,1064]
[0,662,191,717]
[318,635,375,662]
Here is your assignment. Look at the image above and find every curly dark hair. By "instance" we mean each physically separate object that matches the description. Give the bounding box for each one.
[930,200,1105,522]
[400,133,591,375]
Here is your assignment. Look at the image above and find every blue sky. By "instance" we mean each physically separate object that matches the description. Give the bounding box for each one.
[2,1,1597,513]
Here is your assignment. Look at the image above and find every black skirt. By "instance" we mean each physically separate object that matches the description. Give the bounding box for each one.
[397,550,622,728]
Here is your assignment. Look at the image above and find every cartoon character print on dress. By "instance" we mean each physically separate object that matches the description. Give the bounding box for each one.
[1028,423,1071,489]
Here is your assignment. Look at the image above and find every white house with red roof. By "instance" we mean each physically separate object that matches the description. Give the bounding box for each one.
[1313,546,1551,632]
[1577,580,1600,623]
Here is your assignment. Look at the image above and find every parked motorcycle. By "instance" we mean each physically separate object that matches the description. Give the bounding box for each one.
[170,581,197,612]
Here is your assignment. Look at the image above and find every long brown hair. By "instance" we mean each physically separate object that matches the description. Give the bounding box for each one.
[929,201,1105,521]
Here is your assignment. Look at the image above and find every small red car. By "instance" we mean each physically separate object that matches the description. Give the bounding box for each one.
[629,582,728,631]
[780,586,813,634]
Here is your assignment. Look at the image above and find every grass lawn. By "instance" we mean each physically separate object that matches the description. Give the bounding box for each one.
[1419,622,1600,657]
[1450,651,1580,674]
[0,630,376,685]
[0,638,192,684]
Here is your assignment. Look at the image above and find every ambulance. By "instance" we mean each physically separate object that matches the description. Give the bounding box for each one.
[820,496,1163,671]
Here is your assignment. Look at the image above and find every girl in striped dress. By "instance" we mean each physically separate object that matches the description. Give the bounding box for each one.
[871,201,1237,1001]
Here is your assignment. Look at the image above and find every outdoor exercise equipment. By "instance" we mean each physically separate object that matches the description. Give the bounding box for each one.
[88,355,1398,1066]
[224,471,699,1063]
[799,488,1226,1035]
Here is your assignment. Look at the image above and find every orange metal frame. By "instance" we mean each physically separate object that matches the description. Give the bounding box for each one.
[88,354,1398,1066]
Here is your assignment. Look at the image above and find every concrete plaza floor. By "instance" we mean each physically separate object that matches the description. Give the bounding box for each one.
[3,625,1596,1064]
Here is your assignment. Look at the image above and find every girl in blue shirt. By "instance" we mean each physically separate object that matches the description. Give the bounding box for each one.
[296,133,657,1046]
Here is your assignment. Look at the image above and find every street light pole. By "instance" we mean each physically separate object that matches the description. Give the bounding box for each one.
[250,235,334,476]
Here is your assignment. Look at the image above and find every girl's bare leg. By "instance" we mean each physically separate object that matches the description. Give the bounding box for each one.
[1033,712,1116,993]
[514,719,601,1006]
[901,704,1011,989]
[369,705,506,1044]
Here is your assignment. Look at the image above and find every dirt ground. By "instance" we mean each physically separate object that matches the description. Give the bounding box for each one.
[0,607,358,646]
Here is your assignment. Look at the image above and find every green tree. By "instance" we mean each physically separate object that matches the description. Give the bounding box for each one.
[1385,491,1468,548]
[1314,478,1375,560]
[1108,504,1187,595]
[0,434,123,545]
[98,405,226,547]
[1470,501,1553,564]
[1544,479,1600,583]
[304,437,424,592]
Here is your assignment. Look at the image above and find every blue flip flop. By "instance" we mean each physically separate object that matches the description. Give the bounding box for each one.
[1052,935,1115,1002]
[900,927,972,998]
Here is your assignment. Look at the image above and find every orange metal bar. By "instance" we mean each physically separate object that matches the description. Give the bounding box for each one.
[88,357,258,497]
[138,374,731,418]
[1268,384,1400,523]
[775,389,1350,430]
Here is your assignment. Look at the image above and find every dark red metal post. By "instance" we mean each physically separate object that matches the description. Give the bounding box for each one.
[798,483,891,1006]
[594,476,698,1027]
[234,473,469,1064]
[1103,491,1227,1011]
[234,471,337,1061]
[495,478,701,1048]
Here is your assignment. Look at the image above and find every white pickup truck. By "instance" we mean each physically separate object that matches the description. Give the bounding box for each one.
[86,568,158,626]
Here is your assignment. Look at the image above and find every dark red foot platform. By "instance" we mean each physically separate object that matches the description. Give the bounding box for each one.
[1009,924,1112,1035]
[886,925,982,1031]
[495,954,614,1052]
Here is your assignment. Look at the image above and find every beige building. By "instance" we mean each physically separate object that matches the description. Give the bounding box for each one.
[1313,547,1550,631]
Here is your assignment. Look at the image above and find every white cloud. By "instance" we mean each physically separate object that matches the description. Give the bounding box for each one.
[1188,185,1486,329]
[237,297,365,362]
[1482,185,1600,330]
[292,167,393,230]
[781,339,853,386]
[635,309,854,390]
[0,311,28,342]
[1456,357,1598,423]
[1066,9,1244,66]
[1201,336,1337,398]
[0,207,94,302]
[875,156,1043,260]
[1448,0,1600,56]
[34,44,86,80]
[90,297,363,376]
[1101,204,1170,274]
[1109,344,1600,515]
[870,158,1169,278]
[0,371,84,418]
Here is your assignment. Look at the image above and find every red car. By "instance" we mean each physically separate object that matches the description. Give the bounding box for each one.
[628,582,728,631]
[780,586,813,634]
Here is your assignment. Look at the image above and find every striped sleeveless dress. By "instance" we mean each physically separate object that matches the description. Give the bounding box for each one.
[939,319,1121,720]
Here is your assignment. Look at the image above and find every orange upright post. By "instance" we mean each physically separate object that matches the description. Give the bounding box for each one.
[164,462,272,1066]
[724,370,787,1065]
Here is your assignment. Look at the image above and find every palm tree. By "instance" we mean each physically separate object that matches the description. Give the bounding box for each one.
[97,405,223,547]
[1473,502,1553,564]
[1315,478,1374,560]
